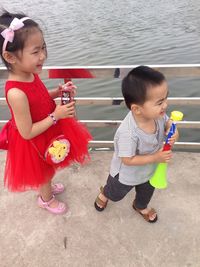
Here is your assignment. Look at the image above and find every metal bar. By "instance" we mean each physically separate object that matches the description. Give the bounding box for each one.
[1,97,200,106]
[0,120,8,126]
[1,119,200,129]
[89,141,200,150]
[61,97,200,106]
[2,65,200,79]
[168,97,200,105]
[55,97,125,106]
[81,120,200,129]
[81,120,122,127]
[0,119,199,149]
[1,66,199,151]
[89,141,114,148]
[174,142,200,149]
[176,121,200,129]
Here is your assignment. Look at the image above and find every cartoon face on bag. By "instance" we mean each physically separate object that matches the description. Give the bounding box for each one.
[48,139,70,163]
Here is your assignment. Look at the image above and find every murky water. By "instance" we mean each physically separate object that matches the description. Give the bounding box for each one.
[0,0,199,143]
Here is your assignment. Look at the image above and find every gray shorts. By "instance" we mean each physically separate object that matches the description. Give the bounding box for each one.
[103,174,155,209]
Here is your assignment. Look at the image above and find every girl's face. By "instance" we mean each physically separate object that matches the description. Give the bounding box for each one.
[13,28,46,75]
[137,81,169,120]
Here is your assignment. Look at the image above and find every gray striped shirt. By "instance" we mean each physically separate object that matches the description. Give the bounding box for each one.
[110,111,169,185]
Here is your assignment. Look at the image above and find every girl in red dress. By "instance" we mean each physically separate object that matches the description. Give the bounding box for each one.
[0,11,92,214]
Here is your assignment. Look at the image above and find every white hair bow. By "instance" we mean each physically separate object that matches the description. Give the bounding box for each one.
[1,17,30,53]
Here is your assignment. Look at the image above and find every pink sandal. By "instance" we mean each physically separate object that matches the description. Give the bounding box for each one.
[37,195,67,215]
[52,183,65,195]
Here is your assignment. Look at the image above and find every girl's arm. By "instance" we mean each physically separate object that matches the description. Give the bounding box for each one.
[121,149,172,166]
[7,88,75,140]
[48,84,62,99]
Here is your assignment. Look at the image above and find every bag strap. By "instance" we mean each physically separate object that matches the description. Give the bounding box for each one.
[5,121,47,162]
[29,140,46,162]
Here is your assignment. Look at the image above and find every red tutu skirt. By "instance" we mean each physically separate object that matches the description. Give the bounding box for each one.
[4,118,92,192]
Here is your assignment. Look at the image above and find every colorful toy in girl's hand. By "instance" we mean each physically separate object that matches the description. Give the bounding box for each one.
[149,110,184,189]
[61,81,75,105]
[61,87,73,105]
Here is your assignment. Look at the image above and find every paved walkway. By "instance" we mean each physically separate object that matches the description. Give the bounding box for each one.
[0,150,200,267]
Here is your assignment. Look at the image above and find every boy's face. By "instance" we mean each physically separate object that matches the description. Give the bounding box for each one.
[137,81,169,120]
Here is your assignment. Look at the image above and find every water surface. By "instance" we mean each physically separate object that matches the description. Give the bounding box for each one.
[0,0,199,143]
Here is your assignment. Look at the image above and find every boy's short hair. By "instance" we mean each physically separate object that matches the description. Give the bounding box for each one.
[122,66,166,109]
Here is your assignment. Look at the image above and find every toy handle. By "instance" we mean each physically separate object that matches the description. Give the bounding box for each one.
[163,123,176,151]
[61,88,74,105]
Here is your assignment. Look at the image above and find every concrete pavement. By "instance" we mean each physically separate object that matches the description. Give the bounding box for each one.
[0,150,200,267]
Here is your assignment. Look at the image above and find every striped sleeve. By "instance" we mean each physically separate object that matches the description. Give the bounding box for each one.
[116,131,138,157]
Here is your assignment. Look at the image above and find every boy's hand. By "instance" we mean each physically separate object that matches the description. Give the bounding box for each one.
[153,149,172,163]
[165,119,179,148]
[167,130,179,147]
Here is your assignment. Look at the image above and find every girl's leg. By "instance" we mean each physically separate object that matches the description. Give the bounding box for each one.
[39,180,52,202]
[38,180,67,213]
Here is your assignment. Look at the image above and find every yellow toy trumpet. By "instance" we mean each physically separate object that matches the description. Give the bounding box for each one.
[149,111,183,189]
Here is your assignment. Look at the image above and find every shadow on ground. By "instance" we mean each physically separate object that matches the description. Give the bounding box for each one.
[0,151,200,267]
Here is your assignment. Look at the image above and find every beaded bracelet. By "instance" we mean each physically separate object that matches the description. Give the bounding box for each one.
[48,113,57,125]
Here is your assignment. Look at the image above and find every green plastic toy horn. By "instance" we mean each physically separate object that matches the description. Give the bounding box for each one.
[149,111,184,189]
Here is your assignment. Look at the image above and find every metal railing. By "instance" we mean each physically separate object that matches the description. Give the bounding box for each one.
[0,65,200,150]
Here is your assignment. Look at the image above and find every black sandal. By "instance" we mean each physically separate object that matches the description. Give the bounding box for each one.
[94,186,108,212]
[132,200,158,223]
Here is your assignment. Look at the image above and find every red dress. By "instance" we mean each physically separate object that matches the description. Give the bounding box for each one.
[4,74,92,192]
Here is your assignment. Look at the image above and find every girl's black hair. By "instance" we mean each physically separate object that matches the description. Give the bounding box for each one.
[0,10,42,69]
[122,65,166,110]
